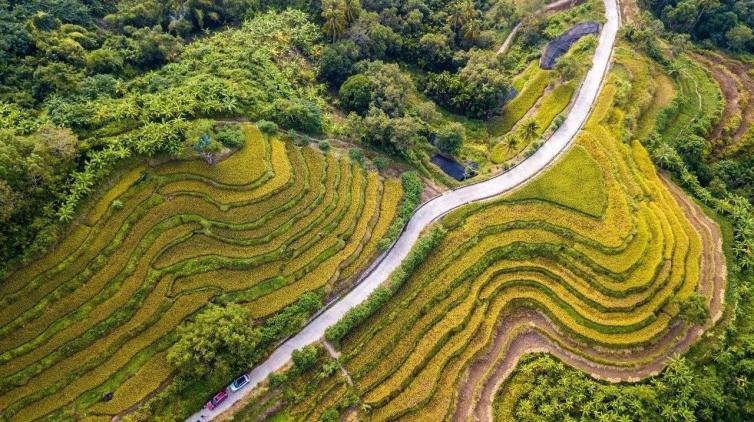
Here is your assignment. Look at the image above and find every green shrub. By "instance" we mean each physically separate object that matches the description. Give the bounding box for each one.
[319,140,330,152]
[256,120,278,136]
[319,360,339,378]
[321,408,339,422]
[424,50,511,118]
[374,156,389,172]
[292,345,319,373]
[676,293,709,324]
[259,292,322,346]
[339,74,374,115]
[215,123,244,148]
[269,372,288,388]
[349,148,365,165]
[435,123,465,156]
[167,304,261,380]
[265,99,323,134]
[318,41,359,87]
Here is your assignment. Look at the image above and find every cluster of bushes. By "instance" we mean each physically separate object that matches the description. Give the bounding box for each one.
[317,0,518,88]
[500,354,702,420]
[318,0,523,163]
[424,50,511,118]
[263,98,324,135]
[337,60,428,157]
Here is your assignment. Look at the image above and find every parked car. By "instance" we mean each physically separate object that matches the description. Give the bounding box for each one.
[206,389,228,410]
[230,374,250,392]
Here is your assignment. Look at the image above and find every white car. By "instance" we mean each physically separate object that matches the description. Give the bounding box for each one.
[229,374,250,392]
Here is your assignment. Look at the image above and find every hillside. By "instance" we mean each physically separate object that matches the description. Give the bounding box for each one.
[227,41,726,420]
[3,0,754,421]
[0,127,403,419]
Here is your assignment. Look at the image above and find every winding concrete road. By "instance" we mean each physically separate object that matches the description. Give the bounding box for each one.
[188,0,619,419]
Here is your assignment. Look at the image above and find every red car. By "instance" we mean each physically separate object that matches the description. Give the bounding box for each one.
[206,389,228,410]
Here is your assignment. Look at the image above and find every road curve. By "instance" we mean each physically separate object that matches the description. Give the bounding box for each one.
[189,0,619,419]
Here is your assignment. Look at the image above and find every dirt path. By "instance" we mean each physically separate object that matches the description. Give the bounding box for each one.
[453,175,726,421]
[618,0,640,23]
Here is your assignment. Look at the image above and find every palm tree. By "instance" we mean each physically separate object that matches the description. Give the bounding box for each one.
[504,136,520,153]
[463,19,481,42]
[448,1,472,33]
[651,143,679,170]
[343,0,361,25]
[58,203,75,223]
[322,0,347,43]
[460,0,476,23]
[522,119,540,141]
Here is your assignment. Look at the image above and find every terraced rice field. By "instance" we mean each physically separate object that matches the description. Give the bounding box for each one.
[489,61,578,165]
[616,48,675,140]
[691,51,754,157]
[0,125,403,421]
[239,52,724,422]
[489,62,552,138]
[657,56,723,143]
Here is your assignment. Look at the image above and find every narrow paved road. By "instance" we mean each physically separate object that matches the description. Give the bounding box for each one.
[189,0,619,419]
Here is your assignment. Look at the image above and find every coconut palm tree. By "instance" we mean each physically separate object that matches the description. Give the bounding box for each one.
[322,0,347,43]
[58,203,75,223]
[522,119,540,141]
[463,19,481,42]
[460,0,476,23]
[505,135,520,154]
[343,0,361,25]
[448,3,466,31]
[651,143,679,170]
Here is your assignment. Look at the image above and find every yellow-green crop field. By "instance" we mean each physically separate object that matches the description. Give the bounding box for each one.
[488,63,552,137]
[238,49,721,422]
[0,125,403,420]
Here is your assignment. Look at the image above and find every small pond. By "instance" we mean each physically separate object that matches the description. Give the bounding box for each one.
[431,154,467,181]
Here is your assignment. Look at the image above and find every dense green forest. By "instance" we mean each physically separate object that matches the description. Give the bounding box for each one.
[640,0,754,52]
